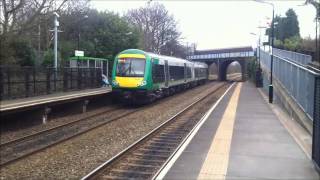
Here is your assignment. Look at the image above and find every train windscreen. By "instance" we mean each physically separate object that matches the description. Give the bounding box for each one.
[116,58,145,77]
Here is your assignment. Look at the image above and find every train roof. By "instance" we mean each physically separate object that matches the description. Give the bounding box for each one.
[146,52,192,64]
[117,49,207,67]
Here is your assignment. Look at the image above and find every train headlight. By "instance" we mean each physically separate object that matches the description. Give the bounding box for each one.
[112,80,119,86]
[138,80,147,87]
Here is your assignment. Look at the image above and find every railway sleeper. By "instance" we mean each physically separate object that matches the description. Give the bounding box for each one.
[138,147,173,153]
[120,162,159,168]
[101,175,128,180]
[157,134,182,139]
[108,169,154,178]
[164,127,190,132]
[136,149,171,156]
[132,153,169,160]
[148,140,178,146]
[124,158,164,167]
[160,132,186,137]
[147,138,179,144]
[152,136,180,141]
[147,142,177,148]
[145,142,179,149]
[126,157,164,163]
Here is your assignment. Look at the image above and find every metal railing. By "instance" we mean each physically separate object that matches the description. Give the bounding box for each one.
[260,49,320,121]
[260,49,320,170]
[0,66,103,101]
[273,48,312,65]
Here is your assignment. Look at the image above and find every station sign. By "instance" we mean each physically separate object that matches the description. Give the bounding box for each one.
[75,50,84,57]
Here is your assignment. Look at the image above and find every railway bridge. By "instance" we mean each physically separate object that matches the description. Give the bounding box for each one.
[187,46,254,81]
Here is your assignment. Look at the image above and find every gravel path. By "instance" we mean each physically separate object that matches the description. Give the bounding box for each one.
[0,82,225,179]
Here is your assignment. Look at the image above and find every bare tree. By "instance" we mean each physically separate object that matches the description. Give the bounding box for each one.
[0,0,71,35]
[126,3,181,54]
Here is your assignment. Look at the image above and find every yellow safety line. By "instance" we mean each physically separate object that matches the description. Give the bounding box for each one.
[197,83,242,180]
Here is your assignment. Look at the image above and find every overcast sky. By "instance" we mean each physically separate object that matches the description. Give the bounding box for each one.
[91,0,316,50]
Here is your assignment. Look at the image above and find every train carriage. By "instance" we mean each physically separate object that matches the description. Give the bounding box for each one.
[111,49,208,103]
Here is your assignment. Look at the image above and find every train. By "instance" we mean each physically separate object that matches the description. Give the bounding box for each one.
[111,49,208,103]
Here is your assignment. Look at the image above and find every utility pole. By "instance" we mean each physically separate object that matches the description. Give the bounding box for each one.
[316,18,319,63]
[254,0,275,103]
[38,23,41,57]
[270,5,275,103]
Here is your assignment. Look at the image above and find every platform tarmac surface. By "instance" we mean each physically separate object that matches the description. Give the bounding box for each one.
[162,82,319,179]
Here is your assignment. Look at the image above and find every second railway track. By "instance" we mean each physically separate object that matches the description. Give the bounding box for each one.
[0,106,141,167]
[82,81,234,180]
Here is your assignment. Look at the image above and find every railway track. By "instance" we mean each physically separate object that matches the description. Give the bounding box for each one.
[0,106,141,167]
[0,81,220,167]
[82,82,233,180]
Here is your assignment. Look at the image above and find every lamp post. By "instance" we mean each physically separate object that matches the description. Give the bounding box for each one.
[75,15,88,67]
[53,12,60,70]
[77,15,89,53]
[317,14,320,64]
[254,0,275,103]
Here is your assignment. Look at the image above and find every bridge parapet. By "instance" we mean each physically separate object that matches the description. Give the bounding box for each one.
[187,46,254,60]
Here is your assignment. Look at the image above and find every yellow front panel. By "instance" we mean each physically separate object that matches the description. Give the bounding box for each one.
[115,76,144,88]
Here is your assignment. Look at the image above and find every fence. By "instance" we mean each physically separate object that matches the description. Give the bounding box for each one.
[260,49,320,171]
[260,50,319,121]
[273,48,312,65]
[313,77,320,171]
[0,66,103,101]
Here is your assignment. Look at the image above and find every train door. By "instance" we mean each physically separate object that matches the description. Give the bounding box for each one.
[164,60,169,87]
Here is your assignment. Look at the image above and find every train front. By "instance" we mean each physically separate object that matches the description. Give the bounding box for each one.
[111,49,151,102]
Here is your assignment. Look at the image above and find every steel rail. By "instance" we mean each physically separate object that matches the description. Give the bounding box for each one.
[81,82,231,180]
[0,106,119,147]
[0,108,141,167]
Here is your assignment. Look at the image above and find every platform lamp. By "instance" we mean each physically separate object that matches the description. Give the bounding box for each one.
[77,15,89,54]
[254,0,275,103]
[53,12,60,70]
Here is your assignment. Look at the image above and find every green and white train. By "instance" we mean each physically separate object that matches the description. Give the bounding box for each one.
[111,49,208,103]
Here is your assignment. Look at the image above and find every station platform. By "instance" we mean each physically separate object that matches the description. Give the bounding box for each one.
[159,82,319,179]
[0,87,111,112]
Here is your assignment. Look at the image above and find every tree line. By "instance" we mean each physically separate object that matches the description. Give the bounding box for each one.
[1,1,318,67]
[0,0,193,67]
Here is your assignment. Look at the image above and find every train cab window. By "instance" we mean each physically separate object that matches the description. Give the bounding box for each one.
[116,58,145,77]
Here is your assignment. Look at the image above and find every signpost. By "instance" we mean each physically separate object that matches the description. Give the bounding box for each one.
[75,50,84,57]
